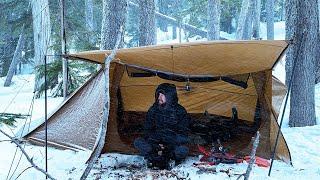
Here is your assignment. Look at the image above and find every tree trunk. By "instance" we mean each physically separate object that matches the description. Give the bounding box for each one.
[319,1,320,30]
[128,1,210,38]
[100,0,127,50]
[85,0,95,45]
[286,0,318,127]
[285,0,298,86]
[31,0,52,93]
[316,58,320,84]
[139,0,156,46]
[280,0,285,21]
[0,33,15,77]
[158,0,168,32]
[207,0,221,40]
[172,25,177,39]
[266,0,274,40]
[178,23,182,42]
[252,0,261,39]
[4,27,25,87]
[171,0,181,40]
[244,0,255,39]
[60,0,68,98]
[85,0,94,32]
[236,0,250,39]
[18,62,22,74]
[0,62,2,77]
[316,1,320,84]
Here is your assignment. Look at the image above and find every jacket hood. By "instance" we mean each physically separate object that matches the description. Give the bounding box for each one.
[155,83,178,106]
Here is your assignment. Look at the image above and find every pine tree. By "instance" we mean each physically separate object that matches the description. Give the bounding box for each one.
[85,0,94,33]
[220,0,242,34]
[207,0,221,40]
[316,0,320,84]
[0,0,32,77]
[30,0,101,97]
[139,0,156,46]
[4,26,25,87]
[252,0,261,39]
[286,0,318,127]
[31,0,52,94]
[266,0,274,40]
[158,0,169,32]
[100,0,127,49]
[236,0,250,39]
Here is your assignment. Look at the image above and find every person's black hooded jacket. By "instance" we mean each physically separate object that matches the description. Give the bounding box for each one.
[144,83,191,146]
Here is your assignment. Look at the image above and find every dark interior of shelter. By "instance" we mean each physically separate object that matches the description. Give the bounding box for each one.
[115,66,265,156]
[117,111,262,156]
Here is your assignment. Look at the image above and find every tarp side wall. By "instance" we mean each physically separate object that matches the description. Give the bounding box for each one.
[265,72,291,163]
[26,70,106,150]
[103,64,136,153]
[268,77,292,163]
[251,71,272,158]
[272,77,287,117]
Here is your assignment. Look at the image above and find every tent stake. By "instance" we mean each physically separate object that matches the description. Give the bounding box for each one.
[268,55,297,176]
[44,55,48,179]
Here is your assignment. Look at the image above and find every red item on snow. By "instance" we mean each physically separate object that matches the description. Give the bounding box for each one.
[197,145,243,165]
[197,145,270,167]
[244,156,270,167]
[198,145,211,157]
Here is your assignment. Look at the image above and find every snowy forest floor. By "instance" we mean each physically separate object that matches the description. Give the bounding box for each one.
[0,72,320,180]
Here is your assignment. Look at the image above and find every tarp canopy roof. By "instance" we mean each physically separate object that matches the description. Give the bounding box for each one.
[69,40,288,76]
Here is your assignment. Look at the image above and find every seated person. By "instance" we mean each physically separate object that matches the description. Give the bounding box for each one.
[134,83,191,169]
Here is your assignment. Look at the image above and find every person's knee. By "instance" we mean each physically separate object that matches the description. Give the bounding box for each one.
[133,137,144,148]
[175,134,189,144]
[174,146,189,160]
[134,137,152,155]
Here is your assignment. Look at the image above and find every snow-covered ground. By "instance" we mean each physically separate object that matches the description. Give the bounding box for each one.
[0,75,90,179]
[156,21,286,43]
[1,21,320,179]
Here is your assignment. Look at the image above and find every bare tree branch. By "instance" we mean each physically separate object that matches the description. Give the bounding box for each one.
[0,129,56,180]
[0,139,13,142]
[14,166,32,180]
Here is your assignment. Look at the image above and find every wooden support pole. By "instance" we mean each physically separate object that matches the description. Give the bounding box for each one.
[60,0,68,98]
[244,131,260,180]
[44,55,48,179]
[80,27,123,180]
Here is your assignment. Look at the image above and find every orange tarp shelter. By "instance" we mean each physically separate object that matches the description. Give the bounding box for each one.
[23,40,291,164]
